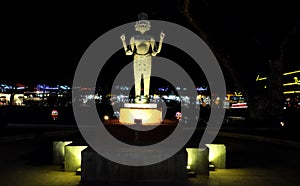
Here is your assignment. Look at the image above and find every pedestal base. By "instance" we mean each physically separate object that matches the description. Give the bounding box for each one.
[119,103,162,125]
[81,147,188,185]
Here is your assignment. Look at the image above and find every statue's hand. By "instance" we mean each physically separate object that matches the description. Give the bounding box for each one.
[160,32,165,40]
[120,34,126,41]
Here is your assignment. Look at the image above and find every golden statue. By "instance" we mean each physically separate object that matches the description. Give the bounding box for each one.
[120,13,165,103]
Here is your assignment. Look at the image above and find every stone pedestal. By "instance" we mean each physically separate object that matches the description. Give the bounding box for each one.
[186,147,209,175]
[52,141,72,165]
[124,103,158,108]
[119,103,162,125]
[64,143,88,172]
[81,147,188,185]
[206,144,226,168]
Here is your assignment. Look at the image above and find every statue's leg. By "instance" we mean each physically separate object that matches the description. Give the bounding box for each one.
[143,57,152,97]
[134,56,142,98]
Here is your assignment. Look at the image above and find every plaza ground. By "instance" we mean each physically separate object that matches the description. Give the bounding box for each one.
[1,125,300,186]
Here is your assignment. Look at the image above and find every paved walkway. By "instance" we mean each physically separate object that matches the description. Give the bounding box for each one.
[1,130,300,186]
[0,139,81,186]
[190,168,300,186]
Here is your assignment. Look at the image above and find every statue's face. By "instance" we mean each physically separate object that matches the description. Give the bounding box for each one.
[135,20,151,33]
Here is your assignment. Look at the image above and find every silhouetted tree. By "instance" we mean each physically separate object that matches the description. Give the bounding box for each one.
[179,0,300,124]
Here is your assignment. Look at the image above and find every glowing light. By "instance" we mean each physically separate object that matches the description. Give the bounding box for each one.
[196,87,208,91]
[256,75,267,81]
[234,92,242,96]
[283,70,300,76]
[51,110,59,120]
[284,77,300,86]
[231,103,248,109]
[103,115,109,120]
[186,165,191,170]
[257,70,300,89]
[153,94,160,99]
[283,91,300,94]
[196,95,203,100]
[186,149,195,170]
[175,112,182,120]
[283,82,300,86]
[280,121,285,127]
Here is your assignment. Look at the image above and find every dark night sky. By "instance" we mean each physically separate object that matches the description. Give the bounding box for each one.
[1,1,299,89]
[1,1,190,86]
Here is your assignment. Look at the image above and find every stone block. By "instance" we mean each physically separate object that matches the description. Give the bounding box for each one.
[64,143,88,172]
[119,108,162,125]
[52,141,72,165]
[186,147,209,175]
[81,147,188,185]
[206,144,226,168]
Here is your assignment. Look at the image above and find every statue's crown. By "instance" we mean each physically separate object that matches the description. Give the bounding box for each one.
[138,12,148,21]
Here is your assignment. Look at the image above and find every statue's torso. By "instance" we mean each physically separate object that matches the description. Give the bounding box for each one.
[133,35,153,55]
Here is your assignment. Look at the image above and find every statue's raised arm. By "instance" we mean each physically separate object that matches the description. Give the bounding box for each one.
[120,34,133,55]
[152,31,165,56]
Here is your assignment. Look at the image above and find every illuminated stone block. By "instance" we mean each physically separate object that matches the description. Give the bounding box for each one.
[124,103,158,108]
[81,147,187,184]
[206,144,226,168]
[64,143,88,172]
[119,107,162,125]
[53,141,72,165]
[186,147,209,175]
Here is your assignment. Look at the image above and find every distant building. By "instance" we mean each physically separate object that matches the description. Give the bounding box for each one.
[256,70,300,109]
[0,83,71,107]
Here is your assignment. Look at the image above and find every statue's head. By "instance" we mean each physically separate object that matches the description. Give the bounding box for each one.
[135,12,151,33]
